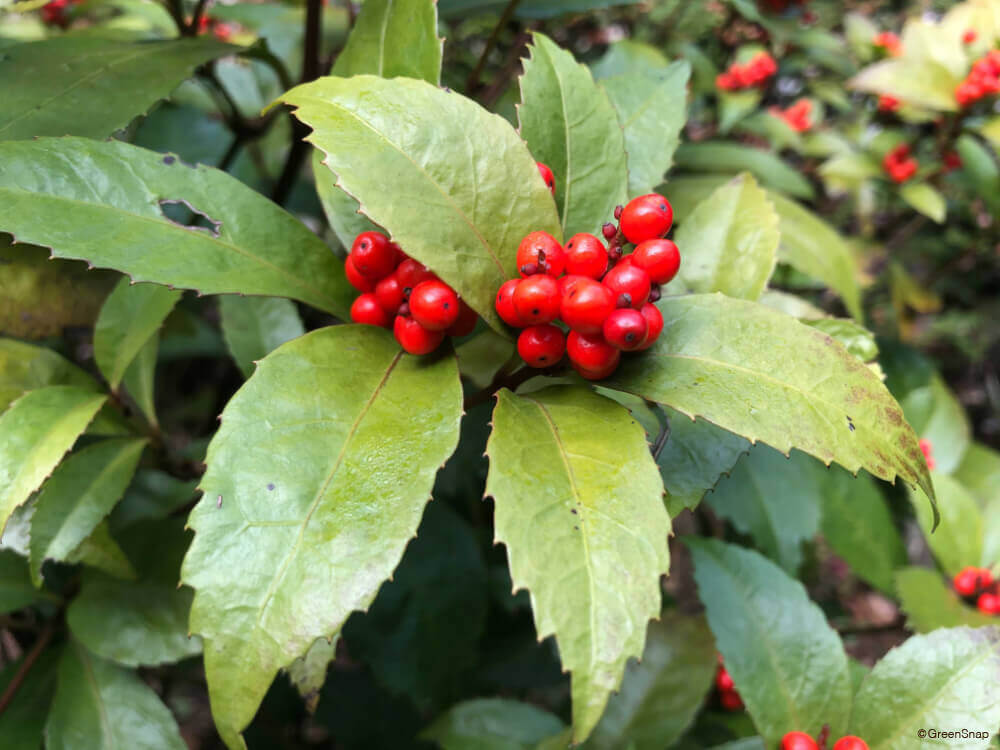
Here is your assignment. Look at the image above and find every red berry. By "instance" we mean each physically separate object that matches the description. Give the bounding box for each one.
[537,162,556,194]
[409,280,460,331]
[350,293,390,327]
[513,275,561,324]
[393,315,444,355]
[496,279,528,327]
[632,239,681,285]
[636,303,664,350]
[558,274,590,298]
[782,732,819,750]
[620,194,673,244]
[954,567,985,597]
[374,271,405,314]
[832,737,869,750]
[919,438,936,471]
[446,301,478,337]
[396,258,437,290]
[603,264,651,309]
[567,331,619,372]
[517,325,566,368]
[350,231,397,280]
[719,689,743,711]
[561,279,616,335]
[345,256,375,293]
[977,592,1000,615]
[564,233,609,279]
[572,356,620,381]
[517,231,566,277]
[603,308,648,351]
[715,667,735,692]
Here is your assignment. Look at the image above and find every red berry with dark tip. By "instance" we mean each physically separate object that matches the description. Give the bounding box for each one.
[603,264,651,309]
[513,274,561,324]
[558,274,590,298]
[715,666,735,692]
[517,231,566,277]
[636,303,663,350]
[954,567,989,597]
[393,315,444,355]
[409,280,460,331]
[603,308,648,351]
[831,737,869,750]
[396,258,437,290]
[781,732,819,750]
[350,293,390,327]
[496,279,528,327]
[537,162,556,195]
[564,233,609,279]
[445,301,478,337]
[345,255,375,293]
[517,325,566,368]
[567,331,619,372]
[572,356,620,381]
[632,239,681,284]
[977,592,1000,615]
[374,271,405,314]
[350,231,398,279]
[561,279,616,335]
[620,194,674,244]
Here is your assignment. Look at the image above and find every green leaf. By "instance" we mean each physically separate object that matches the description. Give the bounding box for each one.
[456,330,516,389]
[674,143,815,199]
[707,446,822,573]
[68,518,201,667]
[0,138,352,317]
[485,386,670,743]
[281,75,560,333]
[332,0,442,83]
[602,61,690,196]
[0,37,234,141]
[687,539,852,745]
[802,318,878,362]
[718,90,763,134]
[518,33,629,238]
[312,149,379,252]
[604,295,935,508]
[591,40,671,80]
[955,442,1000,510]
[0,550,42,614]
[181,325,462,749]
[286,636,337,713]
[899,182,947,223]
[218,295,305,379]
[766,191,863,321]
[674,174,778,300]
[955,135,1000,213]
[0,648,58,750]
[0,386,107,533]
[849,626,1000,748]
[662,174,732,223]
[110,469,198,530]
[420,698,565,750]
[911,472,982,576]
[0,338,98,412]
[122,333,160,428]
[656,409,750,516]
[587,613,717,750]
[896,567,997,633]
[29,437,146,586]
[900,374,970,475]
[819,468,906,595]
[849,58,961,112]
[66,521,137,582]
[44,641,186,750]
[94,279,181,390]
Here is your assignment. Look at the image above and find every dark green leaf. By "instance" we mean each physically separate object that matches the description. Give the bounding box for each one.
[896,567,996,633]
[218,295,305,379]
[421,698,565,750]
[0,648,59,750]
[332,0,442,83]
[0,550,42,614]
[674,143,815,199]
[66,520,137,582]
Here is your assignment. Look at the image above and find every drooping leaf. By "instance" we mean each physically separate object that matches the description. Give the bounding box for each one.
[0,138,352,317]
[819,468,906,595]
[218,295,305,379]
[420,698,565,750]
[673,143,815,199]
[94,279,181,390]
[0,338,98,412]
[602,61,690,195]
[0,648,59,750]
[181,325,462,749]
[518,33,629,238]
[911,473,982,577]
[899,182,947,223]
[587,613,717,750]
[44,641,186,750]
[849,626,1000,748]
[707,446,822,573]
[896,567,997,633]
[286,636,338,713]
[604,295,935,508]
[656,408,750,517]
[29,437,146,586]
[673,174,778,300]
[332,0,442,83]
[0,386,107,533]
[485,386,670,742]
[687,539,852,746]
[281,75,560,332]
[0,37,234,141]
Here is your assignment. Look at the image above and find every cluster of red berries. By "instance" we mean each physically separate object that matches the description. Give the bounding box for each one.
[953,566,1000,615]
[715,657,743,711]
[39,0,81,28]
[955,51,1000,108]
[494,194,680,380]
[196,14,237,41]
[715,52,778,91]
[345,231,477,354]
[782,731,869,750]
[882,144,917,184]
[770,99,813,132]
[873,31,902,57]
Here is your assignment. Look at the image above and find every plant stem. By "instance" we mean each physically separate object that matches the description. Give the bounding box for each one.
[190,0,209,33]
[466,0,523,95]
[0,621,56,717]
[478,28,532,109]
